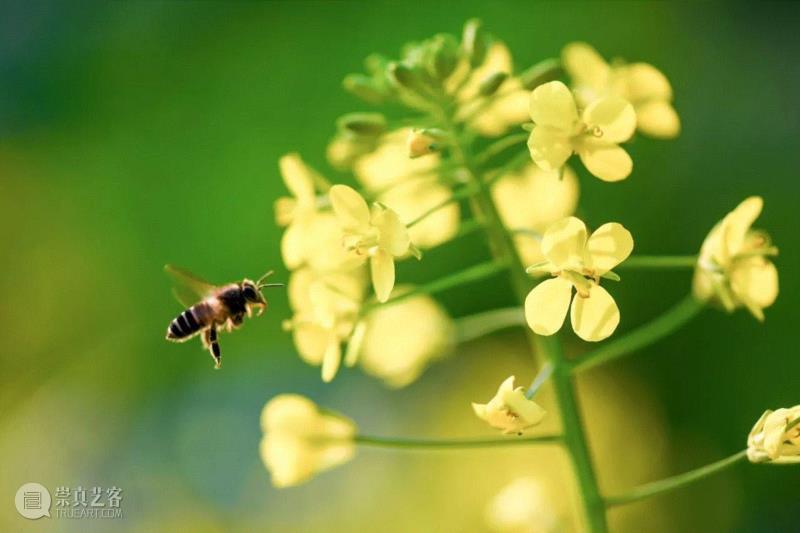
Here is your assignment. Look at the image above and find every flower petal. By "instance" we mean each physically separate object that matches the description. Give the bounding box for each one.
[570,284,620,341]
[370,250,395,303]
[578,142,632,182]
[541,217,588,270]
[524,277,573,336]
[586,222,634,274]
[635,100,680,139]
[561,42,610,92]
[527,126,573,173]
[721,196,763,261]
[279,153,316,200]
[582,97,636,143]
[321,338,342,382]
[624,63,673,102]
[330,184,371,231]
[730,257,779,320]
[373,205,411,256]
[529,81,578,131]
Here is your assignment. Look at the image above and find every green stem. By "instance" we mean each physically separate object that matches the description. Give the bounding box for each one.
[484,149,530,187]
[473,132,529,166]
[454,306,525,343]
[605,450,748,507]
[448,122,609,532]
[408,184,479,227]
[618,255,698,269]
[354,434,560,450]
[362,259,508,314]
[572,294,705,374]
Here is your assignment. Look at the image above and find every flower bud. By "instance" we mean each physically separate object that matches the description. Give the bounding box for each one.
[407,128,447,158]
[337,112,387,137]
[478,71,509,97]
[387,62,427,94]
[342,73,386,104]
[462,18,488,67]
[428,33,459,80]
[519,58,563,90]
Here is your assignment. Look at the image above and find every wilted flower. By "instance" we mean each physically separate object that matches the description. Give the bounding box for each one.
[525,217,633,342]
[260,394,356,487]
[472,376,546,435]
[693,196,779,321]
[527,81,636,182]
[285,269,365,382]
[355,129,459,248]
[562,42,680,139]
[485,477,560,533]
[358,288,454,387]
[329,184,419,302]
[747,406,800,464]
[491,163,580,267]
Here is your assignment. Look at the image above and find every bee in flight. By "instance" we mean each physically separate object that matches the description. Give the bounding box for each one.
[164,265,283,368]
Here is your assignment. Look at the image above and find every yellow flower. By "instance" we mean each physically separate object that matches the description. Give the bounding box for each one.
[527,81,636,182]
[454,42,529,137]
[285,268,365,382]
[260,394,356,487]
[693,196,779,321]
[329,184,418,303]
[472,376,546,435]
[357,288,454,387]
[524,217,633,342]
[491,163,580,267]
[485,477,560,533]
[747,406,800,464]
[275,154,319,269]
[354,129,459,248]
[562,42,680,139]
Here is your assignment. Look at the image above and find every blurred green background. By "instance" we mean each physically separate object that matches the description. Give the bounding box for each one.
[2,1,798,531]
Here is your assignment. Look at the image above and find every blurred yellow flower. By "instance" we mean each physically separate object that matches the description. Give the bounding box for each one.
[472,376,546,435]
[455,42,529,137]
[354,129,459,248]
[693,196,779,321]
[485,477,560,533]
[330,184,419,303]
[562,42,680,139]
[358,288,454,387]
[525,217,633,342]
[747,406,800,464]
[527,81,636,182]
[285,270,364,382]
[275,154,322,270]
[260,394,356,487]
[491,163,580,267]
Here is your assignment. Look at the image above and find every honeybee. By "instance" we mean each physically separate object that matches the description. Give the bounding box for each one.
[164,265,283,368]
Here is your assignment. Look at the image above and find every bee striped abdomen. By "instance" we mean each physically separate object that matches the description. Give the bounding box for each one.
[166,306,204,341]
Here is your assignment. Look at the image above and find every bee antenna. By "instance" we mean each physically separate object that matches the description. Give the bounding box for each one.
[260,283,284,289]
[256,270,275,286]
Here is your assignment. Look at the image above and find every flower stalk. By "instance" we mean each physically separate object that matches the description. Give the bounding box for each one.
[605,450,748,507]
[572,294,705,373]
[617,255,698,269]
[354,434,560,450]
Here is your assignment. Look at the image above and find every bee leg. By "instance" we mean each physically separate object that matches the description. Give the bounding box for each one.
[203,326,221,369]
[256,303,265,317]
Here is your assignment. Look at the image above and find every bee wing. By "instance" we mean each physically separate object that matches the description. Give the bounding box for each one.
[164,264,219,307]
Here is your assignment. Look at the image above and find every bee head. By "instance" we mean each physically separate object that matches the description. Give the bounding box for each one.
[241,279,265,304]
